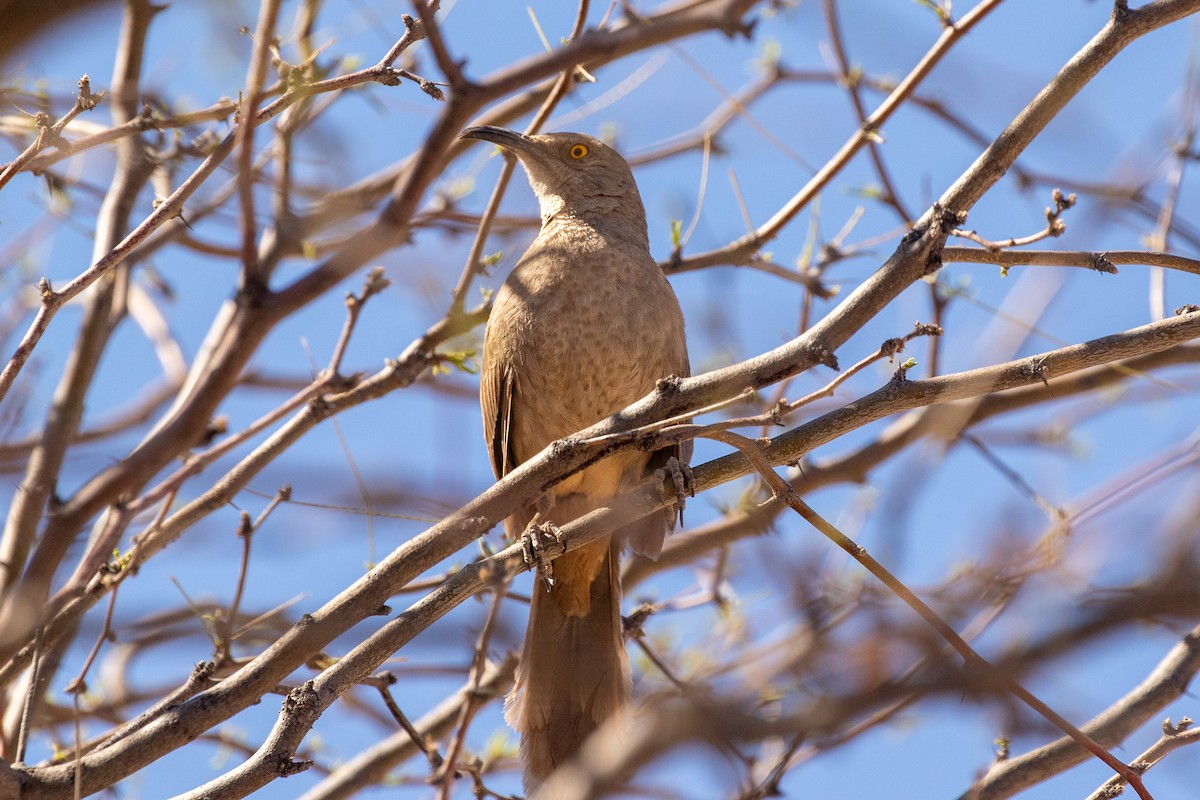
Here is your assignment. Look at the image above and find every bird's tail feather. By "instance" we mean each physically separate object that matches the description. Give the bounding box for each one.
[505,539,629,788]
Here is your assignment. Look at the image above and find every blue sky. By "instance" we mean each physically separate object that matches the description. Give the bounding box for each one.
[2,1,1199,798]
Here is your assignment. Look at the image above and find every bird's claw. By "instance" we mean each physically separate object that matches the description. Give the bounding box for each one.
[521,521,564,591]
[655,456,695,519]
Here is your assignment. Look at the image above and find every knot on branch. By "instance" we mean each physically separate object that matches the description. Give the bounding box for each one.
[913,322,944,338]
[719,10,756,40]
[307,395,334,417]
[901,222,925,247]
[276,755,313,778]
[655,374,684,395]
[1024,358,1052,389]
[931,203,967,235]
[879,337,906,360]
[1045,188,1075,232]
[810,344,839,371]
[351,266,392,306]
[1163,716,1193,735]
[418,78,445,101]
[1090,252,1118,274]
[1175,304,1200,316]
[890,358,917,383]
[134,101,161,131]
[622,602,657,639]
[764,398,788,427]
[377,68,404,87]
[371,670,398,687]
[75,74,102,111]
[198,415,228,448]
[283,680,320,717]
[38,277,56,305]
[551,436,580,459]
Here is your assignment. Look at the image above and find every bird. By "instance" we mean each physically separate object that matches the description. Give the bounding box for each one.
[459,125,691,788]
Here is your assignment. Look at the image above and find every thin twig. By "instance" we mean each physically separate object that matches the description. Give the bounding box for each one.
[13,625,44,764]
[217,486,291,664]
[436,580,509,798]
[705,429,1154,800]
[942,247,1200,276]
[413,0,464,89]
[667,0,1007,273]
[1085,722,1200,800]
[0,21,432,404]
[372,671,445,769]
[821,0,912,222]
[0,75,103,192]
[949,189,1076,253]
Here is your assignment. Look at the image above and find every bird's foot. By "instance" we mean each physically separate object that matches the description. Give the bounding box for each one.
[655,456,695,522]
[521,521,564,591]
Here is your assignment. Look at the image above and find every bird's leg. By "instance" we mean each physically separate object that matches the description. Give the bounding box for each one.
[654,456,695,524]
[522,494,564,591]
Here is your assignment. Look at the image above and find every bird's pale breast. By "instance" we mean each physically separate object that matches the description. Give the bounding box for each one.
[487,225,686,498]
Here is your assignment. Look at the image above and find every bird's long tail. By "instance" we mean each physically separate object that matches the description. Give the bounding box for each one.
[505,537,630,789]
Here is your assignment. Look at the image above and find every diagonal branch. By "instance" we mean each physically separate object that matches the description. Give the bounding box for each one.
[11,308,1199,797]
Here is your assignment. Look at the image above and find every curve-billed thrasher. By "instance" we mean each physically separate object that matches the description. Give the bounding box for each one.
[460,126,690,786]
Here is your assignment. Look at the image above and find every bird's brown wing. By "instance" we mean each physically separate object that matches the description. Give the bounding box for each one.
[480,353,514,480]
[481,341,533,538]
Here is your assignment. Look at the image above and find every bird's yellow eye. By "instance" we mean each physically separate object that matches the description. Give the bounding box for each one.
[569,143,589,159]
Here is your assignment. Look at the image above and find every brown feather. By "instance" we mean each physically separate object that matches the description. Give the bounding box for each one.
[467,127,689,788]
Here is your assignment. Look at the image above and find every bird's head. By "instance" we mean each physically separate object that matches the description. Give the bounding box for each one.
[460,126,646,234]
